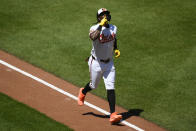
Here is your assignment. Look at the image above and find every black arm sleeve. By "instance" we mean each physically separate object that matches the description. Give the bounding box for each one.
[114,38,118,50]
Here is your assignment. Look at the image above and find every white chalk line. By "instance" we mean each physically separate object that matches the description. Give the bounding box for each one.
[0,59,144,131]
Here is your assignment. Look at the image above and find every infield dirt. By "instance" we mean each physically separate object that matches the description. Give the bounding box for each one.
[0,50,166,131]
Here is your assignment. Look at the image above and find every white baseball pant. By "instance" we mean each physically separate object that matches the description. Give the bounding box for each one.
[88,56,115,90]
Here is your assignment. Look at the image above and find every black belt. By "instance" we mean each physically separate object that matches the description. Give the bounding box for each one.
[92,56,110,63]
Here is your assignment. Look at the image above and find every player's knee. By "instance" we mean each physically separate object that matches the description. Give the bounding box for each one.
[105,82,115,90]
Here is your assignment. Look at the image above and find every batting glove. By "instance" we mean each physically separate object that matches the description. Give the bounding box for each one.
[99,16,108,26]
[114,49,120,58]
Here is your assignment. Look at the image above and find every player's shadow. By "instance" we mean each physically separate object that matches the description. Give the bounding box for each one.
[82,109,144,126]
[120,109,144,120]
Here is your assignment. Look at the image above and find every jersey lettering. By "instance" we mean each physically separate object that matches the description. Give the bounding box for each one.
[99,32,115,43]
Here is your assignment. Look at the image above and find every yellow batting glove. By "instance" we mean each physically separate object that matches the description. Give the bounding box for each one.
[99,16,108,26]
[114,49,120,58]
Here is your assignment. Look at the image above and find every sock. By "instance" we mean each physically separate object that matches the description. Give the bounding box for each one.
[82,82,92,95]
[107,90,116,114]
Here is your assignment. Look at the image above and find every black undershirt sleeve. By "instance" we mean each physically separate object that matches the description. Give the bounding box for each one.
[97,25,102,31]
[114,38,118,50]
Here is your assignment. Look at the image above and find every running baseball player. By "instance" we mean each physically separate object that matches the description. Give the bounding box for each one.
[78,8,122,124]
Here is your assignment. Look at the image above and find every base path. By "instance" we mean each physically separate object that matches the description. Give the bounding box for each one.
[0,50,166,131]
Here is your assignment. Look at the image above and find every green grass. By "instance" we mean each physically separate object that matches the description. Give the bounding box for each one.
[0,92,73,131]
[0,0,196,130]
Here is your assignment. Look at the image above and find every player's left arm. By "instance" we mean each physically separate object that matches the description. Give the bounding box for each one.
[114,38,120,58]
[114,38,118,50]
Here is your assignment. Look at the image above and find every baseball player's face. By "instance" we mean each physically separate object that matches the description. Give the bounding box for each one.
[99,14,106,20]
[100,13,110,21]
[100,14,110,23]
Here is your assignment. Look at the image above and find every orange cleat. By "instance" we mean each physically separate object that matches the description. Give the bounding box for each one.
[78,88,85,106]
[109,112,122,124]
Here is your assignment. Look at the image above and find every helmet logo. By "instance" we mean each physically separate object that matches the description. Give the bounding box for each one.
[102,8,107,12]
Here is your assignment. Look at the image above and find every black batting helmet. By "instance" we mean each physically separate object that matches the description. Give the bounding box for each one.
[96,8,111,22]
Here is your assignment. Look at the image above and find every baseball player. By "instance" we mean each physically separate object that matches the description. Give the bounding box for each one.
[78,8,122,124]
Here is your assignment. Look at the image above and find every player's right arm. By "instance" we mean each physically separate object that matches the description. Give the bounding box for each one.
[89,25,102,41]
[89,16,107,41]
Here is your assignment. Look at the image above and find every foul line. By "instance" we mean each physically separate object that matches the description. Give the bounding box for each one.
[0,59,144,131]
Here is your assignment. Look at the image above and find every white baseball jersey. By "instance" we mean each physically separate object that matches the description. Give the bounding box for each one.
[88,24,117,90]
[89,24,117,60]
